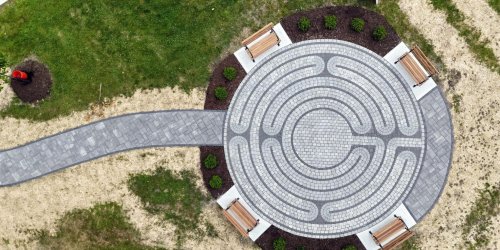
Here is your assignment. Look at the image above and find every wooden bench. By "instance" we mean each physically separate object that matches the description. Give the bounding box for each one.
[242,22,281,62]
[370,215,414,249]
[223,198,259,237]
[396,45,438,87]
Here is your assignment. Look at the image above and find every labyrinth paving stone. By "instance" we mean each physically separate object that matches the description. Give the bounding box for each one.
[0,110,225,186]
[404,88,453,221]
[224,40,436,239]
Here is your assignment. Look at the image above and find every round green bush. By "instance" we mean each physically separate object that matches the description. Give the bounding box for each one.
[342,244,357,250]
[324,15,337,30]
[273,237,286,250]
[203,154,217,169]
[214,86,228,100]
[209,175,223,189]
[372,25,388,41]
[298,16,311,32]
[350,18,365,32]
[223,66,237,81]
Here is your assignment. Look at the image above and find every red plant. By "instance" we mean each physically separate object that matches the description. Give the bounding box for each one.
[12,70,28,80]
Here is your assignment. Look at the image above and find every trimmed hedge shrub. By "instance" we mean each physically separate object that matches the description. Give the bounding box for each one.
[209,175,223,189]
[273,237,286,250]
[298,16,311,32]
[203,154,217,169]
[342,244,357,250]
[350,18,365,32]
[214,86,228,100]
[372,25,388,41]
[223,66,237,81]
[324,15,337,30]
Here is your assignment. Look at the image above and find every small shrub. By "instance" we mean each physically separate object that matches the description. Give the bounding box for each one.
[273,237,286,250]
[342,244,357,250]
[350,18,365,32]
[296,246,305,250]
[209,175,223,189]
[324,15,337,30]
[223,67,237,81]
[203,154,217,169]
[298,16,311,32]
[214,86,228,100]
[372,25,388,41]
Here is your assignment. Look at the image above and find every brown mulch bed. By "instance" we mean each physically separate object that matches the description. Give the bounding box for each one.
[204,54,246,110]
[255,226,366,250]
[199,146,234,198]
[10,59,52,103]
[281,6,400,56]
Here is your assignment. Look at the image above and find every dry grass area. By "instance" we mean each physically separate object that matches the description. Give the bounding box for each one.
[0,87,254,249]
[399,0,500,249]
[452,0,500,59]
[0,86,205,149]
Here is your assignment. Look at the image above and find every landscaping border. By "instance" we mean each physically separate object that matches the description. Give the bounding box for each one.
[281,6,400,56]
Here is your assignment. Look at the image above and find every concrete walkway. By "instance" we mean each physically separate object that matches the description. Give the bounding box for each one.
[0,110,226,187]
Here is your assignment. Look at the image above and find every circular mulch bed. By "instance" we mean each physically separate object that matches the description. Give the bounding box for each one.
[200,5,401,250]
[199,146,234,198]
[281,6,400,56]
[204,54,246,110]
[10,59,52,103]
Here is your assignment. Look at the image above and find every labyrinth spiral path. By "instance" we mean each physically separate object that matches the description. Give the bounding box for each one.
[224,40,427,238]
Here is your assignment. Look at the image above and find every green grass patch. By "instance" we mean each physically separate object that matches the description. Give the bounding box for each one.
[462,183,500,250]
[0,0,247,120]
[34,202,161,250]
[399,236,421,250]
[128,167,214,247]
[430,0,499,74]
[452,94,463,113]
[487,0,500,15]
[0,0,446,120]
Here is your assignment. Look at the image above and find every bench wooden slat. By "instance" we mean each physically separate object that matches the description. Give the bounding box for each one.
[232,201,258,227]
[222,199,259,238]
[400,54,428,85]
[412,45,438,75]
[242,22,274,46]
[223,210,249,237]
[383,230,415,250]
[248,32,279,58]
[372,219,405,244]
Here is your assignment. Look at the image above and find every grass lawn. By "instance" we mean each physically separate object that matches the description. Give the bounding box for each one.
[0,0,442,120]
[0,0,247,120]
[35,202,162,250]
[128,167,215,247]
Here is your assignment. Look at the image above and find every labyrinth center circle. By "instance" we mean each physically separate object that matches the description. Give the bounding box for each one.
[292,109,352,168]
[224,40,426,238]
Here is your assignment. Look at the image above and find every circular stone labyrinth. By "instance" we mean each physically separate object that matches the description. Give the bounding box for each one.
[224,40,425,238]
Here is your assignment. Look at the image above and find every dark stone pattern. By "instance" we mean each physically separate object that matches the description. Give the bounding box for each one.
[224,40,427,238]
[404,88,454,221]
[0,110,225,186]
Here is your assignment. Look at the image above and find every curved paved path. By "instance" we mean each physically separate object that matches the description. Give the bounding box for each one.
[0,110,225,187]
